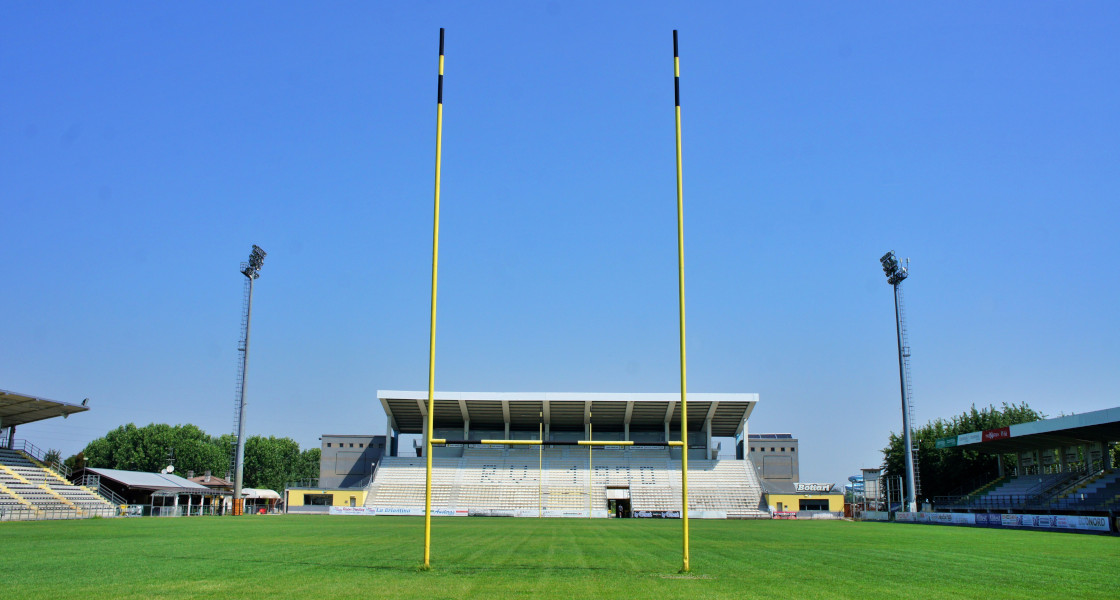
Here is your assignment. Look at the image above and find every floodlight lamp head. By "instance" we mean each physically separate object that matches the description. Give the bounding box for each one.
[880,251,901,280]
[241,245,267,279]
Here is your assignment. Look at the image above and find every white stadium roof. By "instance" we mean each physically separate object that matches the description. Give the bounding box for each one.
[378,391,758,437]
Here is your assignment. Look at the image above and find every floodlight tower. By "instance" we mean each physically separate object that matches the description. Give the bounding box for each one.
[232,244,266,515]
[880,251,918,512]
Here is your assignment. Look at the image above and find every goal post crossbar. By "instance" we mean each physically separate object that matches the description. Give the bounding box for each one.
[430,439,685,447]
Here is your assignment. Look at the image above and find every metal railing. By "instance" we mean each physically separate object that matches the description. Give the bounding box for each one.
[75,473,128,507]
[0,506,116,521]
[6,439,72,478]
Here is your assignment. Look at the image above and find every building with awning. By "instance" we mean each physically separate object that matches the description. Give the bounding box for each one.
[78,467,230,516]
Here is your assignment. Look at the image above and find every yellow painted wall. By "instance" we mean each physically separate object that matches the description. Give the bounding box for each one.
[286,489,367,507]
[765,493,844,512]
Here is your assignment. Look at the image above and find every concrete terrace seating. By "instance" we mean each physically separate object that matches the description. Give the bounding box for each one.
[1056,470,1120,510]
[365,446,768,518]
[0,448,115,519]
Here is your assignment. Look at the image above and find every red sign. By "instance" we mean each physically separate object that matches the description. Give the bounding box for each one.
[982,427,1010,442]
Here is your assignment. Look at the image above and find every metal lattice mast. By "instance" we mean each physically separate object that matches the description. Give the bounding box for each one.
[895,274,921,498]
[231,245,265,514]
[881,251,918,512]
[228,274,251,479]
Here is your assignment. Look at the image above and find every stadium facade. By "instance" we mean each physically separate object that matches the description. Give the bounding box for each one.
[293,391,773,518]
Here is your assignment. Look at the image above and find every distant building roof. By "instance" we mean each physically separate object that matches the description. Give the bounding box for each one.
[87,467,213,492]
[189,474,233,489]
[0,388,89,427]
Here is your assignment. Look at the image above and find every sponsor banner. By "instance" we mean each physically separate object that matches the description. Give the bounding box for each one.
[957,432,982,445]
[982,427,1011,442]
[974,513,989,525]
[862,511,890,521]
[935,437,957,449]
[692,510,728,520]
[329,506,378,516]
[468,509,516,517]
[635,510,681,519]
[794,482,835,493]
[950,513,975,525]
[986,513,1110,532]
[772,511,797,520]
[373,507,467,517]
[895,511,916,522]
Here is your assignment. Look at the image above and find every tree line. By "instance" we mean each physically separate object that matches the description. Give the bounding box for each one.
[64,423,319,494]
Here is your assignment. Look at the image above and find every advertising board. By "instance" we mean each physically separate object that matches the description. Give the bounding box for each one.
[329,506,378,516]
[957,431,982,445]
[635,510,681,518]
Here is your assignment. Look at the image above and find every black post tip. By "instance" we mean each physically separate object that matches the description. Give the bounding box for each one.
[439,28,445,55]
[673,30,678,57]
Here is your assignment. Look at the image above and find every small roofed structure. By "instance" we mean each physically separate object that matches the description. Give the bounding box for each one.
[80,467,230,516]
[241,488,282,514]
[0,388,90,447]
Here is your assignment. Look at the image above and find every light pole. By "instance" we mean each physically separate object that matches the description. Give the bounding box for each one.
[881,251,917,512]
[233,244,266,515]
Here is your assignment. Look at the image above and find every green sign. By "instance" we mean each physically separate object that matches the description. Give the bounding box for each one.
[935,437,958,449]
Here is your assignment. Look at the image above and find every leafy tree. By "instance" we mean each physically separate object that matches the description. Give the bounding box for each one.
[242,435,304,494]
[77,424,318,493]
[44,448,62,465]
[882,402,1044,500]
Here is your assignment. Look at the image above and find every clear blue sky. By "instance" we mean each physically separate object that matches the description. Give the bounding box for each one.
[2,3,1117,486]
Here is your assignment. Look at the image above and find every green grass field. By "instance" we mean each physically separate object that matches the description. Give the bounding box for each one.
[1,516,1116,599]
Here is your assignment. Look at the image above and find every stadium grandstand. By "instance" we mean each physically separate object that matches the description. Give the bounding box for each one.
[0,388,117,521]
[933,406,1119,517]
[347,391,770,518]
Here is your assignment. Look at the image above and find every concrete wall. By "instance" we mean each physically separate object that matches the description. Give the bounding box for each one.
[319,435,386,488]
[745,435,800,483]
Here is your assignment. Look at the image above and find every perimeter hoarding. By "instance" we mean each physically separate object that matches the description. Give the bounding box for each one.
[896,512,1111,532]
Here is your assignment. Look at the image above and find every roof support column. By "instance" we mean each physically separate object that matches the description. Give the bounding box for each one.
[386,420,394,458]
[459,400,470,440]
[664,401,676,443]
[624,401,633,442]
[417,399,428,457]
[502,400,511,440]
[705,420,712,459]
[584,401,592,439]
[703,402,718,459]
[543,401,550,442]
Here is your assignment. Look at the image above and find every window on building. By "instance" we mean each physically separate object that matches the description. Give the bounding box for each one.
[359,443,364,448]
[781,447,785,452]
[750,447,755,452]
[350,443,354,448]
[326,443,331,448]
[791,448,795,452]
[770,447,775,452]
